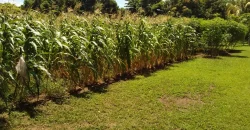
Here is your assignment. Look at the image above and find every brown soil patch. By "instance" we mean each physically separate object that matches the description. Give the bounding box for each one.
[209,85,215,90]
[28,94,48,104]
[159,95,204,109]
[195,53,206,58]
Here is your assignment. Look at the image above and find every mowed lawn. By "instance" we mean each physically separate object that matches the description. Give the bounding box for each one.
[5,46,250,129]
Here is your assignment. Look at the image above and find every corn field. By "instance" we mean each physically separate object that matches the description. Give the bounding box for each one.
[0,13,248,108]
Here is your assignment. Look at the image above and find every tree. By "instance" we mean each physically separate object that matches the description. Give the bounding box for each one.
[32,0,41,9]
[81,0,98,12]
[226,3,240,17]
[51,0,66,13]
[65,0,77,9]
[23,0,81,14]
[141,0,162,15]
[246,2,250,12]
[151,1,166,14]
[23,0,34,9]
[125,0,141,13]
[101,0,118,14]
[182,0,205,17]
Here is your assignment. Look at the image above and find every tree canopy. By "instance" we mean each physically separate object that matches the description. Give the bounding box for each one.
[22,0,250,18]
[23,0,118,14]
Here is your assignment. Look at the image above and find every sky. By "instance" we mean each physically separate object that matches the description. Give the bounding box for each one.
[116,0,126,8]
[0,0,23,6]
[0,0,126,7]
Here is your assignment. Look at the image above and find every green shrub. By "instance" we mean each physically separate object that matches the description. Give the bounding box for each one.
[189,18,248,52]
[226,20,248,43]
[239,13,250,42]
[188,18,202,33]
[201,26,225,56]
[199,18,248,43]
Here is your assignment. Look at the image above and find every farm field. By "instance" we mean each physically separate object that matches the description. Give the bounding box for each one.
[0,1,250,129]
[1,45,250,129]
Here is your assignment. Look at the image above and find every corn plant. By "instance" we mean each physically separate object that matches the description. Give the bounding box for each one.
[116,22,134,72]
[0,14,19,105]
[60,20,93,87]
[0,12,248,110]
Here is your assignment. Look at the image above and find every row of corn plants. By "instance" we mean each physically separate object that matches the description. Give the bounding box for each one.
[0,13,248,109]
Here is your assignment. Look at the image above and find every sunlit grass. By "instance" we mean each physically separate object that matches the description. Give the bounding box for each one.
[5,45,250,129]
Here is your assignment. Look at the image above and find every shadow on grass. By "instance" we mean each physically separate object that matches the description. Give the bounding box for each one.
[69,64,173,98]
[69,83,109,99]
[14,100,45,118]
[69,59,192,98]
[49,97,67,105]
[137,68,158,77]
[71,73,135,98]
[221,49,248,58]
[226,49,245,53]
[203,56,222,59]
[136,62,180,77]
[203,55,248,59]
[88,83,109,93]
[223,55,248,58]
[70,83,109,98]
[70,91,92,98]
[202,49,248,59]
[0,117,10,130]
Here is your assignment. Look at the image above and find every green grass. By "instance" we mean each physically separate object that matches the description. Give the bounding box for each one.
[4,46,250,129]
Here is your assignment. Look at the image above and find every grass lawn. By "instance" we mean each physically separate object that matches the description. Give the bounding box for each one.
[2,46,250,129]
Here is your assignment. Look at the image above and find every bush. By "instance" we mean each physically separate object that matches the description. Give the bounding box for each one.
[239,13,250,42]
[226,20,248,43]
[187,18,248,56]
[188,18,248,51]
[188,18,202,33]
[201,26,231,56]
[199,18,248,43]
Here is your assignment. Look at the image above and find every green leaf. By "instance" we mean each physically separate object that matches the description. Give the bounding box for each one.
[30,41,38,53]
[55,38,63,48]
